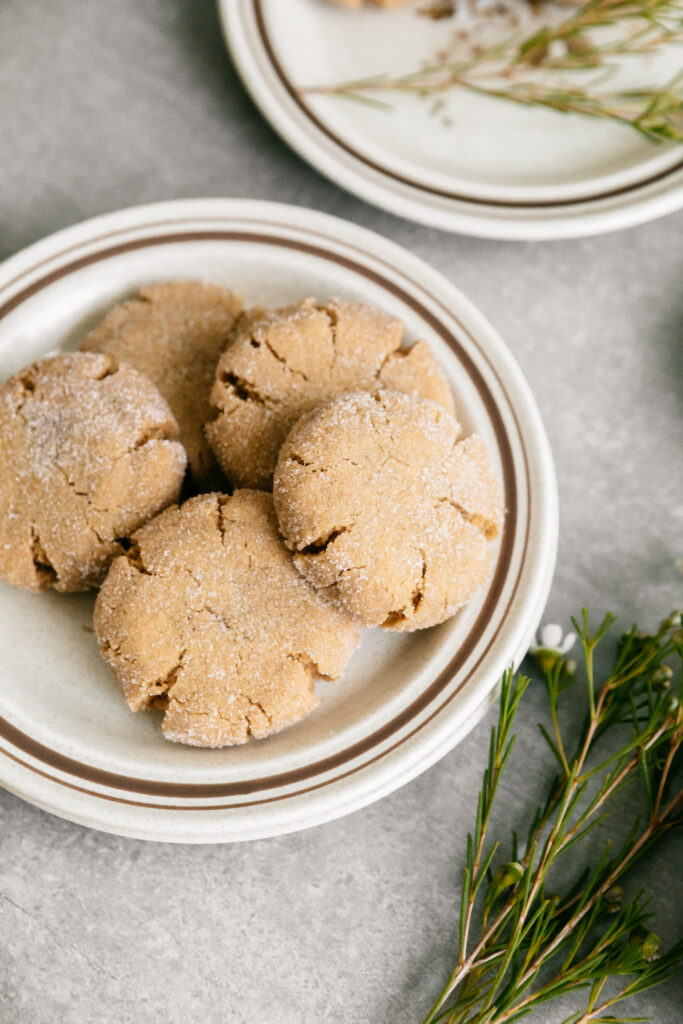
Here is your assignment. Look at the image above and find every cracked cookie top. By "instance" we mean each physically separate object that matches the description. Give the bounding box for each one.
[82,281,243,485]
[94,490,362,747]
[273,389,503,631]
[205,297,454,490]
[0,352,187,592]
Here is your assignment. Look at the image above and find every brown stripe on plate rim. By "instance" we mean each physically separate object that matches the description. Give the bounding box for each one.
[0,225,528,806]
[251,0,683,211]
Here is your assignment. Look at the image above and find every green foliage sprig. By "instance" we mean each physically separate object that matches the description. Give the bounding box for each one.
[308,0,683,142]
[421,610,683,1024]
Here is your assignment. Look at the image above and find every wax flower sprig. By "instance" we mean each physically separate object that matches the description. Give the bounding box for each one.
[308,0,683,142]
[421,609,683,1024]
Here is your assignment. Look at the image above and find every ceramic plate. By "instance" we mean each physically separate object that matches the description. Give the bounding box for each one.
[221,0,683,240]
[0,199,557,842]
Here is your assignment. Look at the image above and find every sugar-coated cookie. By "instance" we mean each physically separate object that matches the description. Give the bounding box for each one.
[82,281,242,485]
[0,352,186,592]
[274,389,502,631]
[94,491,362,747]
[206,298,454,490]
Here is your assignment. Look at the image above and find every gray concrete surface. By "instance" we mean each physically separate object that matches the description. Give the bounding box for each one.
[0,1,681,1022]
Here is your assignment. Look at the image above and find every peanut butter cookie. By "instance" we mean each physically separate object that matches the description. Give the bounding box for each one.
[206,298,454,490]
[0,352,186,592]
[82,281,242,485]
[94,490,362,747]
[274,389,502,631]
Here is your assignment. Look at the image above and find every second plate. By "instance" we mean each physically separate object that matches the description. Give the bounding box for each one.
[221,0,683,240]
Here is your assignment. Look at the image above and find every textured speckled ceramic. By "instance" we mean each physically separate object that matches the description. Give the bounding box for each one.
[221,0,683,240]
[0,199,557,841]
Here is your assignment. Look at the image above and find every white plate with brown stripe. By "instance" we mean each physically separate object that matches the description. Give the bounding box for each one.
[0,199,557,842]
[221,0,683,240]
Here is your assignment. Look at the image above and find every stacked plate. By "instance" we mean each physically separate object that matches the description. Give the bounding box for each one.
[221,0,683,239]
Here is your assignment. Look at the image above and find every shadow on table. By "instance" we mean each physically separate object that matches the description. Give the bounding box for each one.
[170,0,299,161]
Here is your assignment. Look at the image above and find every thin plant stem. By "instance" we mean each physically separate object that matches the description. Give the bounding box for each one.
[307,0,683,143]
[419,610,683,1024]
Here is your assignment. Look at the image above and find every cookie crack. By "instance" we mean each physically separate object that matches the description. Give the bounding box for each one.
[216,494,234,545]
[261,336,311,385]
[205,404,237,427]
[438,496,492,540]
[374,342,407,383]
[98,635,120,658]
[52,460,90,499]
[438,495,469,518]
[88,523,109,547]
[219,371,272,407]
[51,433,177,505]
[287,452,330,474]
[324,304,340,374]
[203,605,234,634]
[97,430,177,479]
[288,651,336,683]
[131,425,175,449]
[412,550,427,612]
[14,375,38,414]
[287,652,316,671]
[243,695,273,734]
[325,455,364,472]
[149,648,188,706]
[301,526,348,556]
[382,609,407,628]
[91,359,119,381]
[382,550,427,627]
[166,694,274,735]
[29,526,57,585]
[384,454,414,473]
[125,540,155,576]
[182,565,204,589]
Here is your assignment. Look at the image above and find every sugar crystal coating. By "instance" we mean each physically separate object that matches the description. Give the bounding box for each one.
[94,490,363,747]
[274,389,503,631]
[206,297,455,490]
[0,352,187,592]
[82,281,242,485]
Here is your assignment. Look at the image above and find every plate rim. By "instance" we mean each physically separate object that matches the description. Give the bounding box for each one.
[220,0,683,240]
[0,198,558,841]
